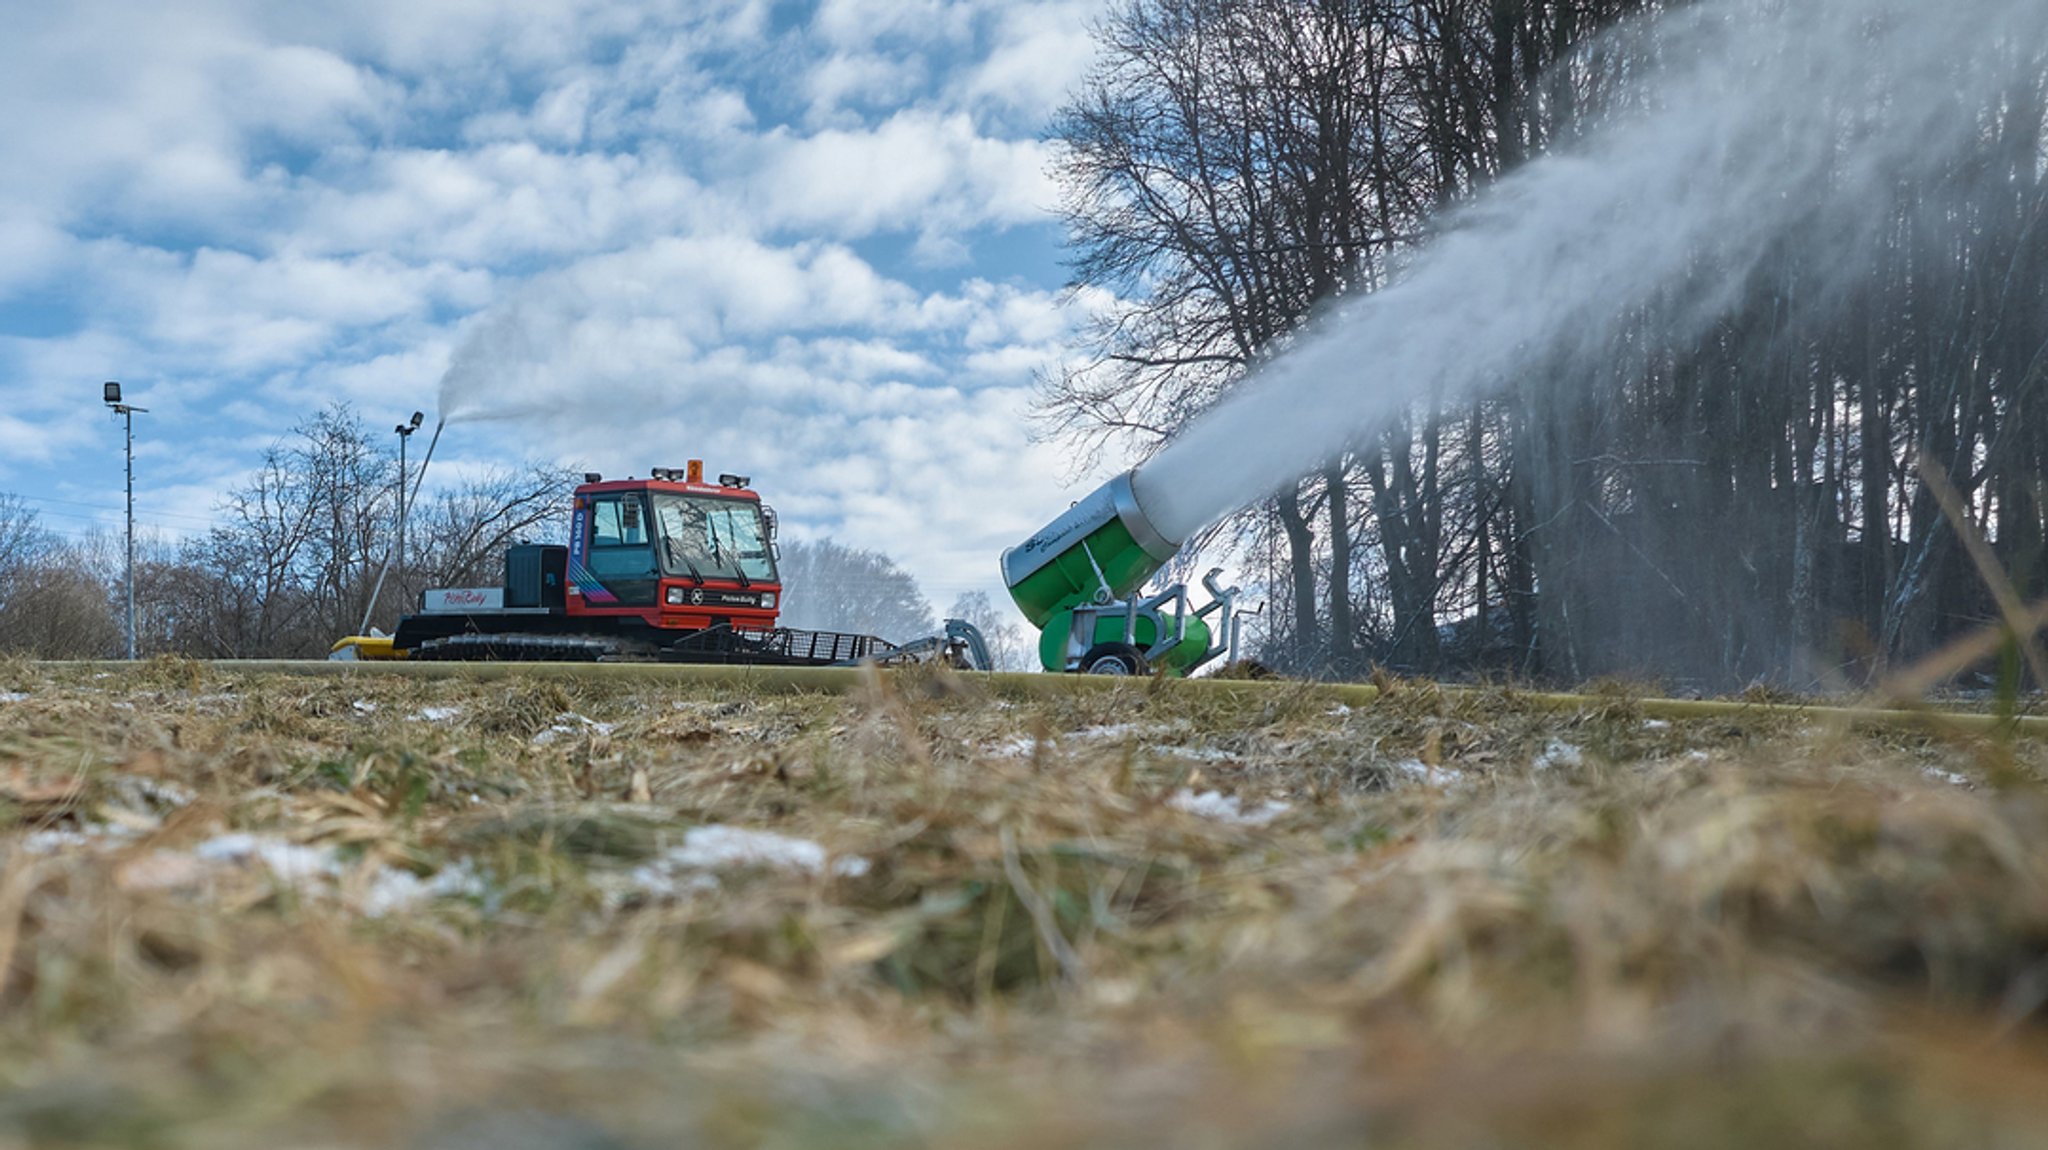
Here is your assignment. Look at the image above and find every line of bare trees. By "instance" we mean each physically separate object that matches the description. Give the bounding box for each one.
[1048,0,2047,688]
[0,405,577,660]
[775,538,1032,670]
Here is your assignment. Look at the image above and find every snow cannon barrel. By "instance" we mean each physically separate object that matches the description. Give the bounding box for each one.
[1002,471,1183,627]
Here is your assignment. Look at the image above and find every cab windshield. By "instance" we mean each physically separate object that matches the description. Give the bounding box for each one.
[651,493,777,585]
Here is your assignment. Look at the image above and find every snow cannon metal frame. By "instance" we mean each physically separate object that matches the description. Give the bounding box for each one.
[1001,471,1241,676]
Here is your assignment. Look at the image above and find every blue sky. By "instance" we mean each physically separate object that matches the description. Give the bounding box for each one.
[0,0,1115,611]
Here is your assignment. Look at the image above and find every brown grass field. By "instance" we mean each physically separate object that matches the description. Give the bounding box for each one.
[1,657,2046,1148]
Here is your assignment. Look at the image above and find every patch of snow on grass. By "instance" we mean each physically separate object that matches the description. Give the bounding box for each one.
[1389,759,1468,788]
[1533,741,1584,771]
[0,691,28,703]
[22,824,141,854]
[1073,724,1146,741]
[116,776,194,810]
[1643,719,1671,731]
[532,713,616,746]
[627,826,870,895]
[1161,745,1239,764]
[989,736,1039,758]
[361,860,491,918]
[1168,789,1291,826]
[352,700,379,714]
[193,834,490,917]
[409,705,463,723]
[196,833,340,883]
[1922,767,1971,788]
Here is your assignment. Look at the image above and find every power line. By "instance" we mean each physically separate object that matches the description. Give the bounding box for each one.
[0,489,221,531]
[0,502,210,543]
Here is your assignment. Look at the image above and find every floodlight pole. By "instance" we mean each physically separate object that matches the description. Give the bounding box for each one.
[103,382,147,660]
[395,411,423,604]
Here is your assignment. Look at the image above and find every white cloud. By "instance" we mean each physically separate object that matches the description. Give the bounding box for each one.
[961,1,1106,120]
[747,110,1056,239]
[805,53,928,123]
[0,217,73,297]
[0,0,1112,613]
[812,0,977,51]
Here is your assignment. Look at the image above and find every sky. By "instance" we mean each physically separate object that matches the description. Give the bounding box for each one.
[0,0,1115,616]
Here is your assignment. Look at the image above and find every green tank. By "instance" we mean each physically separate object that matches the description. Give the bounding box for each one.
[1035,607,1213,676]
[1002,471,1221,675]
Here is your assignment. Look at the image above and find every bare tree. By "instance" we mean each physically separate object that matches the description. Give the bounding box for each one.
[0,504,120,658]
[395,465,579,615]
[170,405,581,657]
[947,590,1033,671]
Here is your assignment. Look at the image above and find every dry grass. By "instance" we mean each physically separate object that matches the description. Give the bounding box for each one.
[0,657,2045,1147]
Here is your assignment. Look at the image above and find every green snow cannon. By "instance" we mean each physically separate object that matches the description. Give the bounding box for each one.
[1001,471,1240,675]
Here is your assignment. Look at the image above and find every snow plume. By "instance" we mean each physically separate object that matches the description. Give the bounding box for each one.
[1130,0,2048,541]
[436,285,591,426]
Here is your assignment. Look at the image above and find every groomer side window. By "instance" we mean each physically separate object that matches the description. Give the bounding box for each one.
[584,493,659,603]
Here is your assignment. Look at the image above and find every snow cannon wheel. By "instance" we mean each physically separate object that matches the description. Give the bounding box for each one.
[1080,642,1147,676]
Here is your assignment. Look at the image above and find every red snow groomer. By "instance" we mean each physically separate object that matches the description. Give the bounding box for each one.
[333,461,987,668]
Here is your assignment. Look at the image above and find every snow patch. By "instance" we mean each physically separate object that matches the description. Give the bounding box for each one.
[0,691,28,703]
[1167,789,1291,826]
[531,712,615,746]
[116,776,194,810]
[409,705,464,723]
[196,833,340,882]
[1160,744,1240,764]
[22,824,141,854]
[1389,759,1468,788]
[352,700,379,714]
[988,736,1039,758]
[1922,767,1972,788]
[361,860,491,917]
[193,834,488,917]
[1073,723,1145,741]
[1533,741,1584,771]
[625,826,869,896]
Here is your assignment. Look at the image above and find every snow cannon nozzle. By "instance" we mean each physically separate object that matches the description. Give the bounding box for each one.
[1000,471,1183,629]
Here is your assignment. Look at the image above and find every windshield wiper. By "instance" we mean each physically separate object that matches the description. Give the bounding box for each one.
[665,540,705,587]
[708,520,751,588]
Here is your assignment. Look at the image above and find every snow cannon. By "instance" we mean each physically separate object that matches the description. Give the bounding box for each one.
[1001,471,1241,676]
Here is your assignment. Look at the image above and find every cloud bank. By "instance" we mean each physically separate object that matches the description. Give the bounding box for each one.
[0,0,1109,602]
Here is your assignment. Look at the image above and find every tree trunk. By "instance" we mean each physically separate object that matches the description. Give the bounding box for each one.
[1325,464,1356,675]
[1276,487,1321,673]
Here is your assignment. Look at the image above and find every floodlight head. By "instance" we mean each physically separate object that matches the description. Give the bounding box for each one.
[103,381,121,405]
[409,411,425,430]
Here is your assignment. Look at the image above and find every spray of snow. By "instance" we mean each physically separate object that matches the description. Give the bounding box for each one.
[1130,0,2048,541]
[436,287,591,426]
